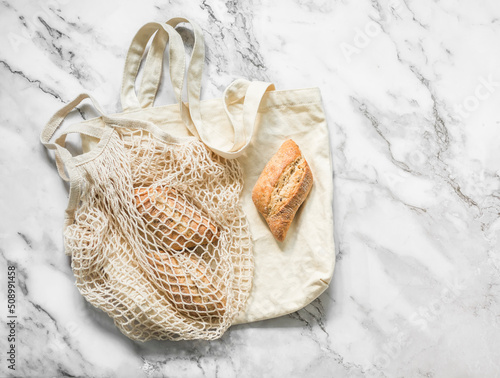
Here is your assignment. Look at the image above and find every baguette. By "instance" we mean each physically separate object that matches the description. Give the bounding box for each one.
[252,139,313,242]
[148,250,226,318]
[134,186,219,250]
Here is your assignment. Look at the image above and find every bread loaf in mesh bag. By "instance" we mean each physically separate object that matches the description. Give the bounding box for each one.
[147,250,226,318]
[134,186,219,250]
[134,185,226,318]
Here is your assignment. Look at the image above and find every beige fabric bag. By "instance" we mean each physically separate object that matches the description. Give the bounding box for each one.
[41,18,335,339]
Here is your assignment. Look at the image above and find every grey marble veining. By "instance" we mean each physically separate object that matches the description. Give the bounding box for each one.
[1,0,500,377]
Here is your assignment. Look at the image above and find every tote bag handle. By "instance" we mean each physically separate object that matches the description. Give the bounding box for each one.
[121,18,275,159]
[121,22,186,111]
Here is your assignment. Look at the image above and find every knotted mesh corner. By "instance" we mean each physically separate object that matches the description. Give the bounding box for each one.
[64,128,253,341]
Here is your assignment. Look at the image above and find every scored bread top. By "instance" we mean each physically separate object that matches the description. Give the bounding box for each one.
[268,157,308,216]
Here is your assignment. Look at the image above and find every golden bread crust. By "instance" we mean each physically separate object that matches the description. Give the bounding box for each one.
[252,139,313,242]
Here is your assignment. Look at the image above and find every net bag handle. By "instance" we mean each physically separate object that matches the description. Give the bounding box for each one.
[40,94,107,226]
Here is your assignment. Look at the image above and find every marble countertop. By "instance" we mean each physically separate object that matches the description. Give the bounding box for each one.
[2,0,500,377]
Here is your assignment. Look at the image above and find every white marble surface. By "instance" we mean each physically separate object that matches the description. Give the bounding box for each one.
[1,0,500,377]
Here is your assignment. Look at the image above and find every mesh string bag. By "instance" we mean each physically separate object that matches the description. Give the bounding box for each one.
[62,125,253,341]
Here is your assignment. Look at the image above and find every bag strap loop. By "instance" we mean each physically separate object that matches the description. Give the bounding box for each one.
[120,22,186,111]
[40,93,107,225]
[120,18,275,159]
